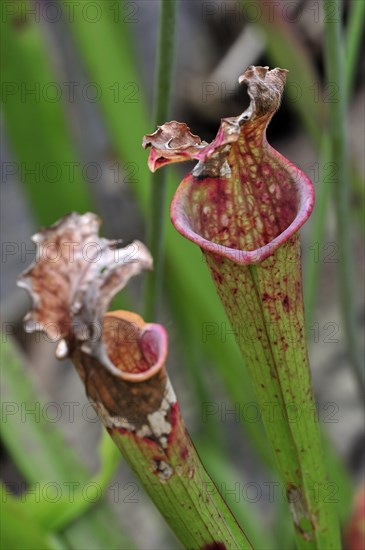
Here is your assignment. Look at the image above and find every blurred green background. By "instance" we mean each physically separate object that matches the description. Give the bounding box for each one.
[1,1,364,549]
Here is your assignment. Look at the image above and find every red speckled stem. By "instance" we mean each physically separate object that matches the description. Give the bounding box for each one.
[143,66,341,549]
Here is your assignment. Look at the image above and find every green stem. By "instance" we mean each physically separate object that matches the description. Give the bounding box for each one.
[303,134,331,325]
[345,0,365,99]
[323,0,364,389]
[304,0,365,325]
[144,0,178,321]
[110,425,253,550]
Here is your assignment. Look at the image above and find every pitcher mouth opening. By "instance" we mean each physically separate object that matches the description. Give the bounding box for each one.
[102,311,168,382]
[171,151,314,266]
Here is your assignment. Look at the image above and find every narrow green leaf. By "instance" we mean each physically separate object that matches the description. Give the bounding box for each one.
[1,1,93,224]
[0,337,134,549]
[0,337,86,484]
[323,0,364,391]
[0,486,57,550]
[145,0,178,320]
